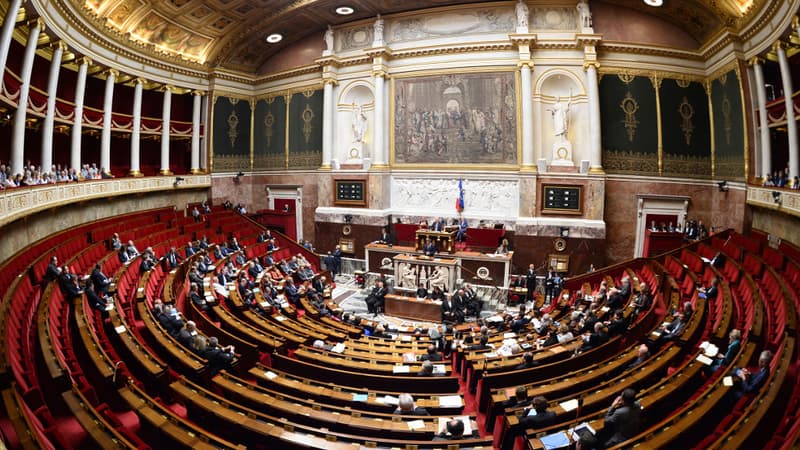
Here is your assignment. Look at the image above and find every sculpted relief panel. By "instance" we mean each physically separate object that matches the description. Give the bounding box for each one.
[391,177,519,217]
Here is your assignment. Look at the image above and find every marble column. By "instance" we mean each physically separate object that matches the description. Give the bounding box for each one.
[520,63,534,169]
[41,41,66,174]
[585,62,603,172]
[129,78,144,176]
[777,43,798,179]
[200,94,209,170]
[10,19,43,176]
[321,80,334,169]
[751,58,771,178]
[190,91,202,174]
[0,0,22,83]
[100,69,117,174]
[71,58,90,171]
[160,86,173,175]
[373,72,386,166]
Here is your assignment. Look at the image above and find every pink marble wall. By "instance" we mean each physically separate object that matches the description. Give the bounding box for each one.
[593,1,700,50]
[604,179,746,263]
[258,33,325,75]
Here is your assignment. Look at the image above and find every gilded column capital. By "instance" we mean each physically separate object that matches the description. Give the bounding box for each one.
[192,90,206,96]
[583,61,600,71]
[105,68,119,79]
[772,41,787,52]
[27,18,45,32]
[76,56,92,66]
[51,40,68,52]
[748,56,764,67]
[518,60,534,70]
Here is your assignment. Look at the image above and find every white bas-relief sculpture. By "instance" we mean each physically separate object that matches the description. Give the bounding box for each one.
[391,178,519,217]
[576,0,592,31]
[372,14,384,47]
[429,266,450,293]
[547,94,574,166]
[352,103,367,143]
[515,0,529,33]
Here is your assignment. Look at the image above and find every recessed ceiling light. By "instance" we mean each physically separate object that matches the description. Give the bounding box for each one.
[266,33,283,43]
[643,0,663,6]
[335,6,354,15]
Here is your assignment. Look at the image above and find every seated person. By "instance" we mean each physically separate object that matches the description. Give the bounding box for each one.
[503,396,557,448]
[177,321,198,348]
[415,283,428,299]
[203,337,235,376]
[90,264,111,296]
[422,238,437,257]
[434,418,474,441]
[184,241,197,258]
[420,344,443,362]
[284,278,300,305]
[43,256,61,284]
[707,328,742,374]
[731,349,772,401]
[601,388,641,447]
[189,282,208,311]
[429,286,445,301]
[139,254,155,274]
[579,322,609,352]
[417,360,435,377]
[297,264,315,281]
[153,300,183,336]
[653,312,686,348]
[515,352,538,369]
[64,274,85,302]
[238,276,255,305]
[165,246,182,269]
[455,217,468,242]
[606,310,629,337]
[626,344,651,370]
[248,260,264,279]
[365,280,388,315]
[394,393,430,416]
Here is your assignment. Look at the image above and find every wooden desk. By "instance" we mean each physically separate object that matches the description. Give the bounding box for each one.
[384,294,442,322]
[415,229,457,253]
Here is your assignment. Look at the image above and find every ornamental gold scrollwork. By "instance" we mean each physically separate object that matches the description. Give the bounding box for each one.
[264,111,274,147]
[301,104,314,144]
[678,96,694,146]
[620,92,639,142]
[227,110,239,147]
[722,93,732,146]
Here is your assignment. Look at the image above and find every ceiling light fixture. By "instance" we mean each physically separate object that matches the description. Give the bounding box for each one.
[266,33,283,44]
[335,6,354,15]
[643,0,663,6]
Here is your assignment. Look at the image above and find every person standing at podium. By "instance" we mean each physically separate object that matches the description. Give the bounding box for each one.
[423,238,437,256]
[378,226,394,245]
[455,217,468,242]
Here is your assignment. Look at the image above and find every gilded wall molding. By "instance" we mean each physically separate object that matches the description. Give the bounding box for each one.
[0,175,211,229]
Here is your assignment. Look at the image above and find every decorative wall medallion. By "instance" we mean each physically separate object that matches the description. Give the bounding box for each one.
[678,96,694,146]
[476,266,490,280]
[620,92,640,142]
[554,237,567,252]
[302,104,314,144]
[342,225,352,236]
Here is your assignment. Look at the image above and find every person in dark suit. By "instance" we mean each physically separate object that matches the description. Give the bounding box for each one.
[434,418,466,441]
[441,294,462,324]
[284,278,300,305]
[394,393,430,416]
[501,395,558,449]
[514,352,538,370]
[580,322,609,352]
[702,277,720,301]
[64,274,84,301]
[43,256,61,284]
[416,283,428,299]
[365,280,387,314]
[544,267,556,301]
[153,300,183,336]
[602,388,641,447]
[653,312,685,348]
[332,245,342,277]
[177,321,197,348]
[455,217,468,242]
[203,337,234,376]
[165,246,182,269]
[421,344,443,362]
[606,310,629,337]
[422,238,437,257]
[118,248,131,264]
[732,349,772,401]
[430,217,445,232]
[184,242,196,258]
[90,264,111,296]
[525,264,537,301]
[625,344,651,371]
[378,227,393,245]
[139,254,155,274]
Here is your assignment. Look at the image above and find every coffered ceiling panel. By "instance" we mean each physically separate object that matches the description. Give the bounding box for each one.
[64,0,765,73]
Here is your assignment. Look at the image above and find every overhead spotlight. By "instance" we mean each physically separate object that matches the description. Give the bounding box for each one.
[266,33,283,43]
[643,0,663,6]
[772,191,782,204]
[173,176,185,187]
[717,180,729,192]
[335,6,354,15]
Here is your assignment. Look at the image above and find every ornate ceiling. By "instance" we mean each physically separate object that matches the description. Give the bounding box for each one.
[56,0,764,74]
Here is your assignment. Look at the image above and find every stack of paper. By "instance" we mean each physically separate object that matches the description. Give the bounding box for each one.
[438,395,461,408]
[540,431,570,450]
[392,366,411,374]
[407,420,425,430]
[331,343,346,353]
[559,399,579,412]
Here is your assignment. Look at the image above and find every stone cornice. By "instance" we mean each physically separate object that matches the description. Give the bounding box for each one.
[0,175,211,229]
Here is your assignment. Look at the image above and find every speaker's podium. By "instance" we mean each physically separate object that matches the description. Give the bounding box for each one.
[415,228,457,254]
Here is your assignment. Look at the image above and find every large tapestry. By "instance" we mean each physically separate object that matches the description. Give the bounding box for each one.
[253,95,287,170]
[212,95,251,172]
[393,71,518,165]
[711,69,745,180]
[287,88,323,169]
[599,73,659,175]
[660,78,711,178]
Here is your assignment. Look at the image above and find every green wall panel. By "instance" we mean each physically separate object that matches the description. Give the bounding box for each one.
[661,79,711,178]
[254,96,287,170]
[288,89,323,169]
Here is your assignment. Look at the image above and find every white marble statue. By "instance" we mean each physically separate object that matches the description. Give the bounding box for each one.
[373,14,384,46]
[402,264,417,288]
[576,0,592,29]
[548,95,571,139]
[352,103,367,143]
[515,0,529,32]
[324,26,334,53]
